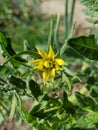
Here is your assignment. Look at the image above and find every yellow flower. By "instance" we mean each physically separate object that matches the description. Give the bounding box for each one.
[31,45,66,82]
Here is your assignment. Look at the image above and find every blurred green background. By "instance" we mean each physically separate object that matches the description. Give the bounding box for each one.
[0,0,50,50]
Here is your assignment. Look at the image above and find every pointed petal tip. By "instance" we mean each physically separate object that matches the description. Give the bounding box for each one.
[55,58,66,65]
[36,46,48,59]
[48,45,55,59]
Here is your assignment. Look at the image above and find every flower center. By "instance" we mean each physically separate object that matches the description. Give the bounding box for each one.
[43,59,55,69]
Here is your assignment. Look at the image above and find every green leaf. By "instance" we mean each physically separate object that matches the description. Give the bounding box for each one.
[30,94,61,119]
[68,35,98,60]
[0,32,26,63]
[9,94,17,120]
[90,86,98,97]
[87,76,96,85]
[30,103,61,119]
[9,75,26,89]
[75,92,96,111]
[23,40,31,50]
[21,105,37,125]
[29,79,42,99]
[30,104,50,119]
[62,73,71,89]
[75,112,98,129]
[63,91,75,114]
[63,67,80,81]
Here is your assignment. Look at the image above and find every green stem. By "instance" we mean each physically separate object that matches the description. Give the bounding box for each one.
[65,0,69,38]
[2,50,40,67]
[60,0,76,56]
[0,78,7,84]
[44,106,61,113]
[60,38,69,56]
[69,0,76,33]
[54,14,60,50]
[48,15,54,48]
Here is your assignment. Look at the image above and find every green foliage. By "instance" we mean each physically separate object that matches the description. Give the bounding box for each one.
[75,112,98,129]
[1,0,98,129]
[90,86,98,97]
[80,0,98,24]
[75,92,96,111]
[0,0,49,49]
[87,76,96,85]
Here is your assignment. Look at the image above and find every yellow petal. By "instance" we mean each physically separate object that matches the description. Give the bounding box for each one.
[34,65,43,70]
[31,59,43,65]
[36,47,48,59]
[48,45,55,59]
[50,69,55,81]
[31,59,44,70]
[43,70,49,81]
[55,64,61,70]
[55,58,66,65]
